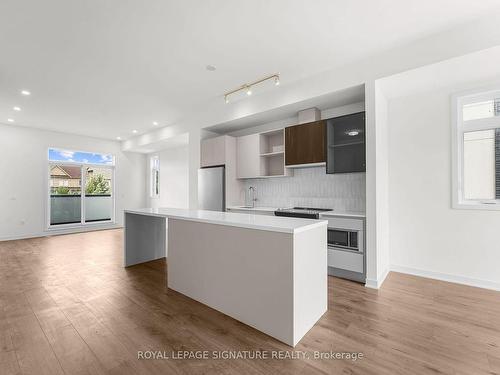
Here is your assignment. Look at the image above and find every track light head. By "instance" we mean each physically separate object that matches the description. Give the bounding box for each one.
[223,73,279,103]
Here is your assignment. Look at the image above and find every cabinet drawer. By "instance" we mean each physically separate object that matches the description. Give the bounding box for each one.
[324,217,363,231]
[327,248,363,273]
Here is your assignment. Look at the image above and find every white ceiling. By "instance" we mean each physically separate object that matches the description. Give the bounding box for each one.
[1,0,500,140]
[131,132,189,154]
[208,85,365,134]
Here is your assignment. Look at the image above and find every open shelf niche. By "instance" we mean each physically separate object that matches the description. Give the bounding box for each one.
[259,129,292,177]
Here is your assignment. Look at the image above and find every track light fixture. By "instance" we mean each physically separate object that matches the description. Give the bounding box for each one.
[224,73,280,103]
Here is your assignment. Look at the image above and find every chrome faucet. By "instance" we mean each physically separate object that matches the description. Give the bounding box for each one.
[248,186,257,208]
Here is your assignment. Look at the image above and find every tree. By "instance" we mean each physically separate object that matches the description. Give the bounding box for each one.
[85,174,110,195]
[55,186,70,195]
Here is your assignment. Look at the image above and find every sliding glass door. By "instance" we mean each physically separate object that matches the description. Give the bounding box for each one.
[49,164,82,225]
[84,166,113,223]
[48,149,114,227]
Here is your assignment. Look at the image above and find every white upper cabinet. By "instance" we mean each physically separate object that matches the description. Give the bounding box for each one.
[237,134,260,178]
[236,130,291,179]
[200,136,226,167]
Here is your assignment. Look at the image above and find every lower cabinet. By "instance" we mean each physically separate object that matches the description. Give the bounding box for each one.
[327,248,364,273]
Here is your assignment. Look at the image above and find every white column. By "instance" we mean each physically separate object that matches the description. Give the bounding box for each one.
[188,128,200,209]
[364,80,390,289]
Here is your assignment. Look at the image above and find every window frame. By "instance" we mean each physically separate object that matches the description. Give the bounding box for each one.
[452,87,500,210]
[46,148,116,230]
[150,155,160,199]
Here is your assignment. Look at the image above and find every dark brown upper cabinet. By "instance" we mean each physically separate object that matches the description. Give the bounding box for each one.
[285,120,326,166]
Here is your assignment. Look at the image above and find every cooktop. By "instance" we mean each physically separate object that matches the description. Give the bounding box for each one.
[274,207,333,219]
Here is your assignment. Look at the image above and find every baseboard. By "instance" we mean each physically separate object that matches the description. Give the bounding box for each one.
[0,224,123,242]
[365,267,389,289]
[391,264,500,292]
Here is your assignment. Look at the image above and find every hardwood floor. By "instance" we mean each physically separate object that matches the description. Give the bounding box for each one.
[1,229,500,375]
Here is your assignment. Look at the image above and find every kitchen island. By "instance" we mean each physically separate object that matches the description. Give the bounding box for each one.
[124,208,327,347]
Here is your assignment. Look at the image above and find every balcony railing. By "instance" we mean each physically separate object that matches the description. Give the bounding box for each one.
[50,194,112,225]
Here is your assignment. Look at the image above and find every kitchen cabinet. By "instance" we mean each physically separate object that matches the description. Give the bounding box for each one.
[326,112,366,174]
[324,215,365,283]
[236,134,260,178]
[236,130,292,179]
[200,135,243,207]
[285,120,326,167]
[259,129,291,177]
[327,248,364,273]
[200,136,226,167]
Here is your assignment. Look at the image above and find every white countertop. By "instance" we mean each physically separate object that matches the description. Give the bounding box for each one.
[228,206,366,219]
[320,211,366,219]
[125,208,327,234]
[226,206,281,212]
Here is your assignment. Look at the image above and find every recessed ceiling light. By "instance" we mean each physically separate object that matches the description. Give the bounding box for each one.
[153,121,159,126]
[13,106,21,111]
[116,136,122,140]
[246,86,252,96]
[132,130,138,134]
[21,90,31,96]
[206,65,217,71]
[7,118,14,122]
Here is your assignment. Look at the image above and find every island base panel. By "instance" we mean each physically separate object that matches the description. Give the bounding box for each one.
[124,212,166,267]
[167,218,327,346]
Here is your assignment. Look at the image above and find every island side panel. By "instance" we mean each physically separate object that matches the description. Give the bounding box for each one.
[292,223,328,346]
[168,218,294,346]
[124,212,167,267]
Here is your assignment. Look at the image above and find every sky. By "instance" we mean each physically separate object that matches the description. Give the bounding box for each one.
[49,148,114,165]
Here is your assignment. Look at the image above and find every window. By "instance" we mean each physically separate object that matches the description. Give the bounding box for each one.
[452,89,500,209]
[48,148,115,227]
[150,156,160,198]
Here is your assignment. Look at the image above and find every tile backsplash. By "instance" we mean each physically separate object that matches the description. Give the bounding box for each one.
[243,167,365,212]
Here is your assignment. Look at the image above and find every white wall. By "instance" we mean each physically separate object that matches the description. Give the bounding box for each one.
[387,85,500,290]
[147,145,189,209]
[0,124,147,240]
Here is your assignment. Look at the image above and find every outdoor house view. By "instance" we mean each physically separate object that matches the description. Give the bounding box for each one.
[49,148,114,225]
